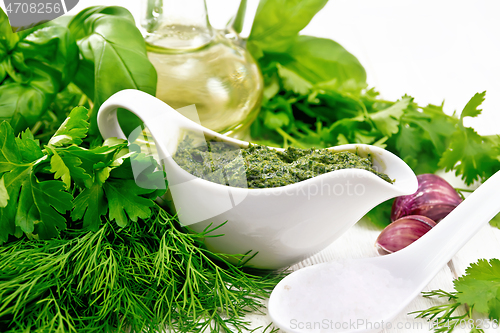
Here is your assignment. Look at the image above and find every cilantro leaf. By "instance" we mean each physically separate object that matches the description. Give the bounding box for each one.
[263,110,291,130]
[336,133,349,145]
[276,63,313,95]
[461,91,486,119]
[108,149,166,197]
[455,259,500,316]
[490,212,500,229]
[49,150,72,189]
[60,154,92,188]
[0,176,8,207]
[48,148,92,189]
[488,288,500,320]
[0,164,32,242]
[70,148,165,230]
[30,178,74,238]
[328,118,364,144]
[71,183,107,230]
[130,155,167,198]
[104,179,155,227]
[57,145,114,176]
[0,121,23,172]
[263,73,280,101]
[1,106,163,243]
[439,126,500,185]
[13,173,73,238]
[407,107,456,155]
[15,177,37,233]
[15,130,44,162]
[369,97,411,137]
[0,120,75,243]
[0,122,41,243]
[395,124,421,161]
[55,139,128,181]
[429,92,500,185]
[0,202,22,243]
[353,131,377,145]
[48,106,89,147]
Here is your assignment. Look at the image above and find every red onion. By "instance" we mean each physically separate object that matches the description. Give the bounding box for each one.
[391,174,463,222]
[375,215,436,255]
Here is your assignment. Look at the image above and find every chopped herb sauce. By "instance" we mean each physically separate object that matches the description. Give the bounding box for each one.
[173,138,393,188]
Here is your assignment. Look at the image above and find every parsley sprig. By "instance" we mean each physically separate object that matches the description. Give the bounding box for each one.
[413,259,500,333]
[0,107,164,244]
[439,92,500,185]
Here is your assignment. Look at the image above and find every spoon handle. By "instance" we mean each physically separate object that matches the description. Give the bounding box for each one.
[401,170,500,279]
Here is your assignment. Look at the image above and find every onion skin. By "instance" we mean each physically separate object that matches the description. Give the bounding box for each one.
[391,174,463,222]
[376,215,437,255]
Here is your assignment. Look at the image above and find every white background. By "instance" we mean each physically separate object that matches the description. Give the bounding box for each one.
[2,0,499,134]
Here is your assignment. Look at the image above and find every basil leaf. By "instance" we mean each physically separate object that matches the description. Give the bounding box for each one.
[0,10,78,133]
[68,6,157,135]
[0,9,19,82]
[279,36,367,87]
[248,0,328,58]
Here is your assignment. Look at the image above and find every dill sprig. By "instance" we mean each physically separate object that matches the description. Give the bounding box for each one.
[0,206,284,333]
[410,290,484,333]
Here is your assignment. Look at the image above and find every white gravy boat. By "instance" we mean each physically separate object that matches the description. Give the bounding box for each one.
[97,90,418,269]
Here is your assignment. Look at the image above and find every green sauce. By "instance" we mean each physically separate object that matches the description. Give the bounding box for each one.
[173,138,393,188]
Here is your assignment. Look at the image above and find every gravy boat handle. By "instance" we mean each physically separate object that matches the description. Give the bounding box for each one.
[97,89,189,147]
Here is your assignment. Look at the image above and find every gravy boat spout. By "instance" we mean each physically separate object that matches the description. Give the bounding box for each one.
[97,90,418,269]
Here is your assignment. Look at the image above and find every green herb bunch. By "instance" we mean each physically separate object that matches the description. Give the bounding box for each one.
[0,107,163,243]
[0,6,156,136]
[0,208,282,333]
[0,108,283,332]
[412,259,500,333]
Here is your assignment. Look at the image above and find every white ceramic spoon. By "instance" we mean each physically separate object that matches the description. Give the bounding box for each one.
[269,170,500,333]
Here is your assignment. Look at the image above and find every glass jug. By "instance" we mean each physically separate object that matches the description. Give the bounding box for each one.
[141,0,263,138]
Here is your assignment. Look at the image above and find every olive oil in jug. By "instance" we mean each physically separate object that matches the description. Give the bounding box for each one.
[142,0,263,137]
